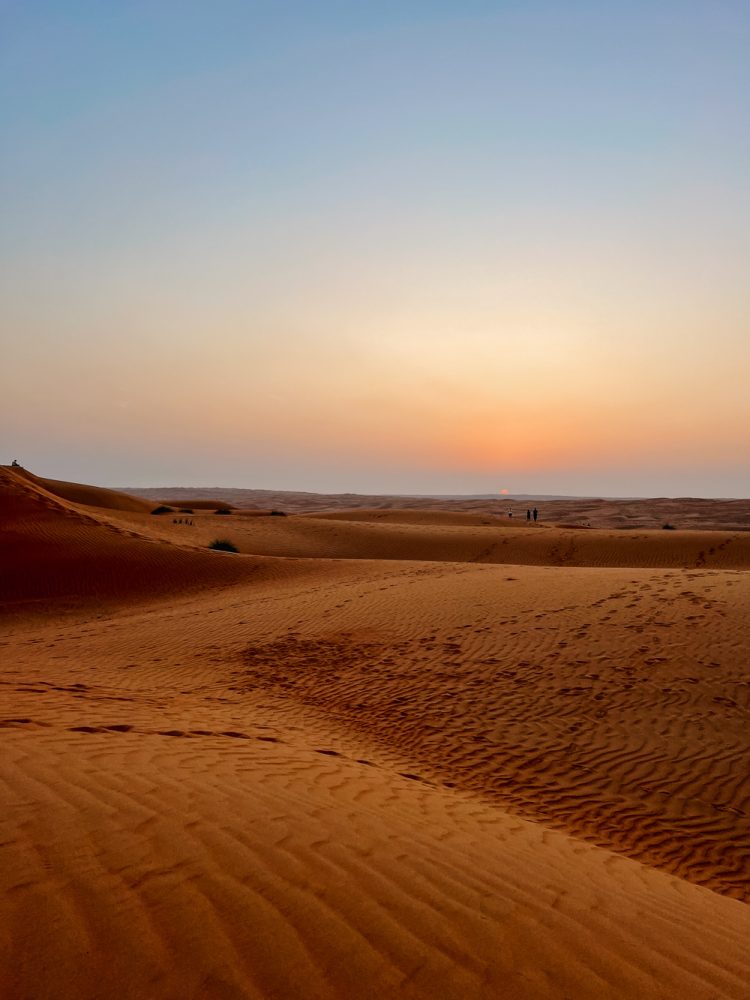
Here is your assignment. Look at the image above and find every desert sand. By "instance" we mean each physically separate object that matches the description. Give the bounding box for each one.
[1,464,749,999]
[127,484,750,532]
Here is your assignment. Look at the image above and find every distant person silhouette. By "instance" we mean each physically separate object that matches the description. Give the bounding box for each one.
[527,509,531,521]
[533,507,538,522]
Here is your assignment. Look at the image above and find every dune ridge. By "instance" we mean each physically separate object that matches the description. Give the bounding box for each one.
[14,466,154,513]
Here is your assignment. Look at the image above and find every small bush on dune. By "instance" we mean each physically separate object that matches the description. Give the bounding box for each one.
[662,523,676,530]
[208,538,239,553]
[215,507,232,515]
[151,505,174,515]
[270,509,287,517]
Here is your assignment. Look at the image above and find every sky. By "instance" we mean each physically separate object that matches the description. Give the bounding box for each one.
[2,1,748,497]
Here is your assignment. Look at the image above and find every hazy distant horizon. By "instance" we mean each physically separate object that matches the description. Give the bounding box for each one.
[121,486,748,502]
[3,3,748,500]
[13,454,746,500]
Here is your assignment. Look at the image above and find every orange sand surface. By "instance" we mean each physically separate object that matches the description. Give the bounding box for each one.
[1,466,749,999]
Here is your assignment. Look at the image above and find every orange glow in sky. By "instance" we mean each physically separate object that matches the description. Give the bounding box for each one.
[1,4,748,496]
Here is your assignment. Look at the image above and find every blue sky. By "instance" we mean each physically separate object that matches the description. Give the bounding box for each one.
[2,2,749,495]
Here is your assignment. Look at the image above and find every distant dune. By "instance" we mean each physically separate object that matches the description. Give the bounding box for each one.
[125,485,750,531]
[99,501,750,570]
[2,466,749,999]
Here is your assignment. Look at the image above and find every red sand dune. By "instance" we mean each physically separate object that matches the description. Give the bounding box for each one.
[0,466,274,616]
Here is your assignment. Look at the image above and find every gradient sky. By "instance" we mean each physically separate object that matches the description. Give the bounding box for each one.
[2,1,749,496]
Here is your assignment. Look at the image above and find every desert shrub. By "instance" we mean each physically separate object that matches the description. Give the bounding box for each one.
[662,523,676,530]
[179,508,194,514]
[208,538,239,552]
[269,509,287,516]
[151,505,174,515]
[215,507,232,515]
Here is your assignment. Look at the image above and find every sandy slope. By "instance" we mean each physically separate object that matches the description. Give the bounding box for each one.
[0,466,295,617]
[14,467,155,513]
[102,504,750,570]
[1,469,749,998]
